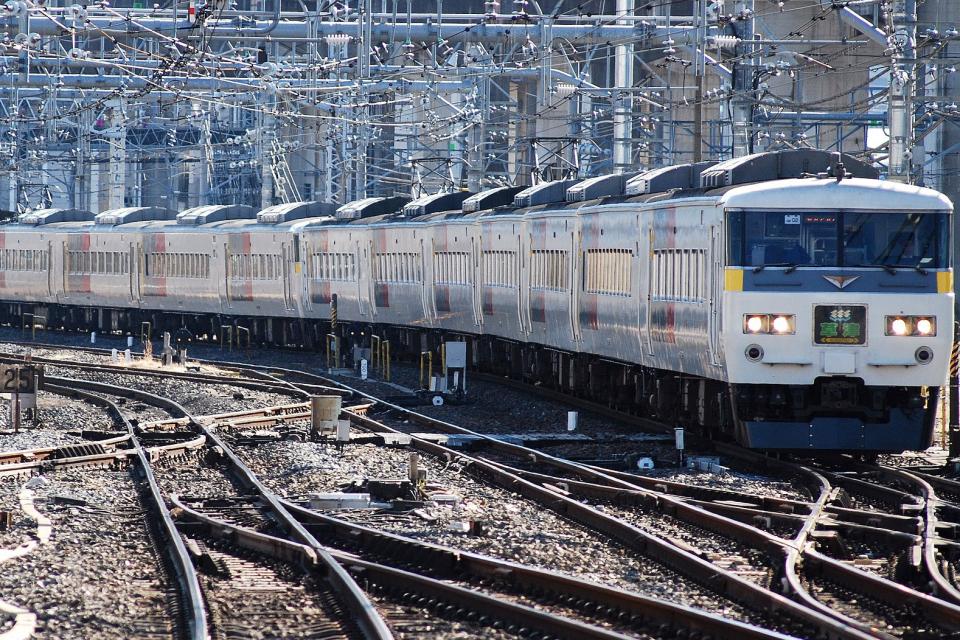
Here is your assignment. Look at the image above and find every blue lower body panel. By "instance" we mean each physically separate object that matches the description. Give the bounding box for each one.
[740,408,933,451]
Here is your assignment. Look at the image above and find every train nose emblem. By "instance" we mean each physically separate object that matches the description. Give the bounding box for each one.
[823,275,860,289]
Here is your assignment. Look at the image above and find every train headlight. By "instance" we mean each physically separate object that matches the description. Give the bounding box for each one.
[885,316,936,337]
[772,315,795,334]
[745,315,766,333]
[890,317,909,336]
[916,318,935,335]
[743,314,795,335]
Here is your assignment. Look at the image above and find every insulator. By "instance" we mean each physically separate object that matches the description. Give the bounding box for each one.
[710,35,740,49]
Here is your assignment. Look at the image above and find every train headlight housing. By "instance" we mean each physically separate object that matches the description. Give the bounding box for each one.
[743,314,795,335]
[885,316,936,337]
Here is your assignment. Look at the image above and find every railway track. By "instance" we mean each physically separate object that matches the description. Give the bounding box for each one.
[25,359,719,639]
[10,341,960,638]
[223,364,960,639]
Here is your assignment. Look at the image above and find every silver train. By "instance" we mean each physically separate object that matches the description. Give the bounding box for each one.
[0,149,952,451]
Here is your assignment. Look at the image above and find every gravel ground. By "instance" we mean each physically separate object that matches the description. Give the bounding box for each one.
[43,365,296,418]
[0,391,123,452]
[236,438,779,628]
[0,469,172,640]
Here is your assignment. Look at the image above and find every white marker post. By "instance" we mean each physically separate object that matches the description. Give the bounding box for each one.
[90,331,96,344]
[360,358,368,381]
[567,411,578,432]
[674,427,685,467]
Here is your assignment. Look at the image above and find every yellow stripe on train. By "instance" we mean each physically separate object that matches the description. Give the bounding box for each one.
[938,270,953,294]
[724,268,744,291]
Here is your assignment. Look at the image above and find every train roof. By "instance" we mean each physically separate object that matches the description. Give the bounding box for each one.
[0,152,949,235]
[717,177,953,211]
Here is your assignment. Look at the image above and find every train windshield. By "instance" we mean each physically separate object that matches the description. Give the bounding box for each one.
[728,210,950,269]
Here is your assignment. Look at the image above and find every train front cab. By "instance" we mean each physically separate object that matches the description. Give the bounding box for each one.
[721,185,953,452]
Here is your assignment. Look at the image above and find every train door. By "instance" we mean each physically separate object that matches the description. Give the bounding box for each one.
[281,243,293,310]
[708,224,722,365]
[128,243,135,301]
[61,243,69,300]
[517,232,529,334]
[569,228,581,342]
[46,241,53,297]
[366,240,376,317]
[644,223,655,356]
[356,240,367,316]
[301,237,312,313]
[420,238,432,323]
[471,236,482,327]
[223,242,232,308]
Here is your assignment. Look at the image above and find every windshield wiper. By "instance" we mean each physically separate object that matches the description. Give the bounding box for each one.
[752,262,798,273]
[914,264,929,275]
[848,263,896,275]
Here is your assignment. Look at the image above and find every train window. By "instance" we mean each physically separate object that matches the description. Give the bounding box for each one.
[730,210,949,270]
[649,248,706,302]
[584,249,631,296]
[530,250,569,291]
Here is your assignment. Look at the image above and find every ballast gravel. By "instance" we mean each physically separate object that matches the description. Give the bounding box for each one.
[0,469,172,640]
[238,439,770,626]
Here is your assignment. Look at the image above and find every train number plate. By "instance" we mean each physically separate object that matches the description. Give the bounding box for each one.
[814,305,866,345]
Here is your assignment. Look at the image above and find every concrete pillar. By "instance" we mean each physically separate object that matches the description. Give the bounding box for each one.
[613,0,634,172]
[106,98,126,209]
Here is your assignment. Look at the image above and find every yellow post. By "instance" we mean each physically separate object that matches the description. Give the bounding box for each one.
[383,341,391,382]
[441,342,446,374]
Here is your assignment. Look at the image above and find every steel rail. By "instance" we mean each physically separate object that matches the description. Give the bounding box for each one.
[0,351,308,396]
[584,463,923,534]
[254,366,960,636]
[48,375,394,640]
[35,379,210,640]
[479,461,925,551]
[169,496,647,640]
[275,499,800,640]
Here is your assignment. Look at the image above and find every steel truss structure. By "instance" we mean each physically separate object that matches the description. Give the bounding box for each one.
[0,0,957,213]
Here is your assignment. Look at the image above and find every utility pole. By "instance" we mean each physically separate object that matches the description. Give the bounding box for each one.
[730,0,755,158]
[887,0,917,183]
[692,0,705,162]
[612,0,634,173]
[106,98,126,209]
